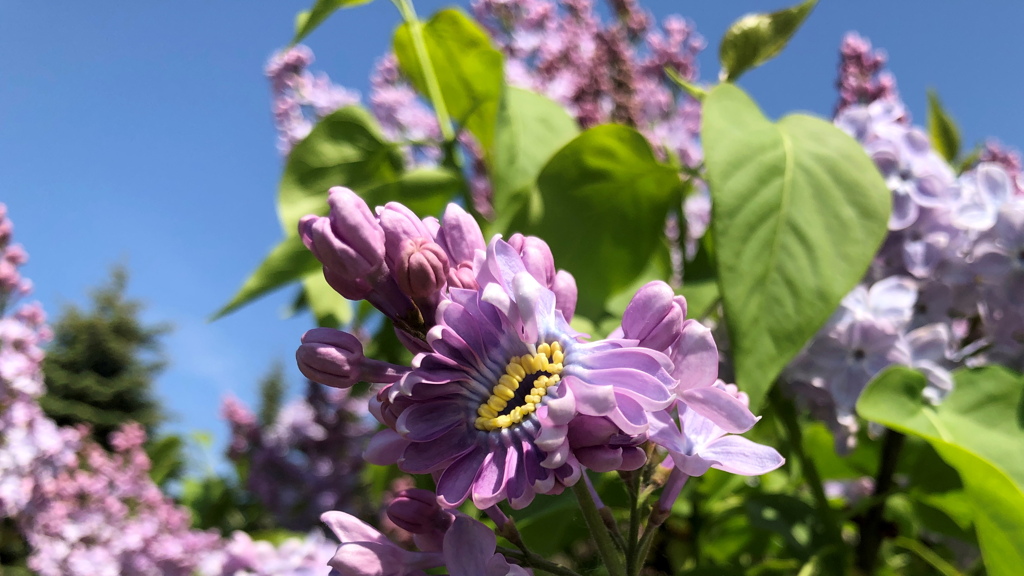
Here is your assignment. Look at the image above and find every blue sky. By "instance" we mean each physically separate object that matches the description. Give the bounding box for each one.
[1,1,1021,461]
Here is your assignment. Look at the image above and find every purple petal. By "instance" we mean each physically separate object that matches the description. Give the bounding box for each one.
[321,511,389,545]
[670,320,719,391]
[701,436,785,475]
[444,515,496,576]
[364,429,409,465]
[679,386,757,434]
[437,446,487,507]
[472,445,509,509]
[396,402,467,442]
[400,427,475,473]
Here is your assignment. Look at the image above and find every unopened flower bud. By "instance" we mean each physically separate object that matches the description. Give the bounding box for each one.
[296,328,408,388]
[552,270,577,321]
[395,238,449,299]
[386,489,454,535]
[378,202,434,270]
[447,262,479,290]
[437,203,485,264]
[299,187,386,300]
[508,233,556,286]
[622,281,687,352]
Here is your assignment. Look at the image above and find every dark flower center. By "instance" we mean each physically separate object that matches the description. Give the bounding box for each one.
[475,341,565,431]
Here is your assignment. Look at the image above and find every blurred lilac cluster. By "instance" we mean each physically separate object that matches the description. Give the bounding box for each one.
[0,205,76,520]
[784,34,1024,449]
[197,530,337,576]
[266,0,706,219]
[266,45,360,154]
[223,380,375,531]
[473,0,704,165]
[20,423,222,576]
[0,205,337,575]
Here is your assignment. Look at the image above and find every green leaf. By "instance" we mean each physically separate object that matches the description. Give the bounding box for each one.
[145,434,185,487]
[393,9,504,152]
[212,235,322,321]
[524,124,682,320]
[361,166,464,217]
[490,86,579,233]
[703,83,890,408]
[857,367,1024,576]
[302,271,352,327]
[278,105,402,236]
[927,89,961,163]
[293,0,373,44]
[718,0,817,82]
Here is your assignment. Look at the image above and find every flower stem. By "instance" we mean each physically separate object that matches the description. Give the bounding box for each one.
[497,546,584,576]
[389,0,455,143]
[624,471,641,574]
[771,387,847,569]
[856,428,905,574]
[572,480,627,576]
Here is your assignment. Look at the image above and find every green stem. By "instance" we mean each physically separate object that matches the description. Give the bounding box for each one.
[572,481,626,576]
[891,537,963,576]
[497,546,584,576]
[856,429,906,574]
[625,472,641,574]
[390,0,455,142]
[771,388,846,566]
[632,509,662,575]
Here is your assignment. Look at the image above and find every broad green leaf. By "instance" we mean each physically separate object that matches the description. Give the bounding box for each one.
[212,235,321,321]
[490,86,579,233]
[858,366,1024,489]
[293,0,373,44]
[393,9,503,152]
[278,105,402,236]
[525,125,682,320]
[927,89,961,163]
[361,166,463,216]
[703,83,890,408]
[718,0,817,82]
[857,367,1024,576]
[302,271,352,327]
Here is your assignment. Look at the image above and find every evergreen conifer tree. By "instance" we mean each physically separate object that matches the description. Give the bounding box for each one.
[39,267,168,445]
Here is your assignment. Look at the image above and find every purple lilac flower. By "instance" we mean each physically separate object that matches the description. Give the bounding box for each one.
[834,32,899,116]
[197,530,336,576]
[366,238,676,509]
[224,381,376,531]
[266,45,360,155]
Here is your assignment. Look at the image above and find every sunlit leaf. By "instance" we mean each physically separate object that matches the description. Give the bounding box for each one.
[703,83,890,408]
[393,9,503,152]
[523,124,682,320]
[719,0,817,81]
[857,366,1024,576]
[293,0,374,44]
[927,89,961,163]
[212,235,321,321]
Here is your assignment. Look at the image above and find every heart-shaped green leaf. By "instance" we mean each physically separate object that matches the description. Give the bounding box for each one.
[703,83,890,407]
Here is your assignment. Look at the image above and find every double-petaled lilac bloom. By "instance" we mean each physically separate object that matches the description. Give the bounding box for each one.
[365,239,675,509]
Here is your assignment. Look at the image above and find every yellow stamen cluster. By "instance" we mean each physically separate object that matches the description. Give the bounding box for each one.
[475,341,565,431]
